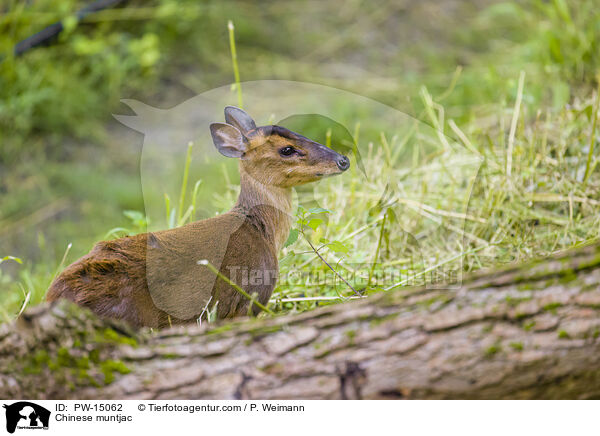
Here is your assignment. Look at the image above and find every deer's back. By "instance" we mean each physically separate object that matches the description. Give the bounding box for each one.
[46,212,278,328]
[45,233,157,326]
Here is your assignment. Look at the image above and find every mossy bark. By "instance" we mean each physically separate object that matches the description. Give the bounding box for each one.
[1,243,599,399]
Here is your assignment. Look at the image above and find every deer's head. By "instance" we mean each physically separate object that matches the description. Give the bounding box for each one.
[210,106,350,188]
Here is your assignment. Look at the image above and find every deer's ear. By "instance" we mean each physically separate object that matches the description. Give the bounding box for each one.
[224,106,257,134]
[210,123,247,158]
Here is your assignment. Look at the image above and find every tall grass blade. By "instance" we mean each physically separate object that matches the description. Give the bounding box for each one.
[228,20,243,109]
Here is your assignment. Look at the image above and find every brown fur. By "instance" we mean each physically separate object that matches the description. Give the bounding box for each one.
[46,108,349,328]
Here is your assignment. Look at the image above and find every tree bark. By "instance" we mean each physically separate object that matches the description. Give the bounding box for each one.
[1,243,600,399]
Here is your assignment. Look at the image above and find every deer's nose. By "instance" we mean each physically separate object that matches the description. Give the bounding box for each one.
[337,156,350,171]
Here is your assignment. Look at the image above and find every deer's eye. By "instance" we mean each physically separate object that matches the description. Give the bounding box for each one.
[279,146,296,157]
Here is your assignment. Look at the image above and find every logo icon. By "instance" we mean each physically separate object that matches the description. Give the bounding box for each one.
[2,402,50,434]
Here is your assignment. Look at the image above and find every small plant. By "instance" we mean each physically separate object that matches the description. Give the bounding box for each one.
[0,255,29,322]
[509,341,524,351]
[289,206,359,297]
[104,210,149,239]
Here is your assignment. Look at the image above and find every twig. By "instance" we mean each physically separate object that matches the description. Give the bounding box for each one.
[300,229,361,297]
[295,216,384,270]
[13,0,128,56]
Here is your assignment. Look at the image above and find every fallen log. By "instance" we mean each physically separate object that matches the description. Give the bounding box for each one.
[1,242,599,399]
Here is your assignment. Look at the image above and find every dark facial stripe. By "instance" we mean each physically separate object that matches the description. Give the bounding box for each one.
[252,125,319,147]
[271,125,299,140]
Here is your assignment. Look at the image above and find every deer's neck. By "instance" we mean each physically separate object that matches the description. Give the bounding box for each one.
[233,166,293,253]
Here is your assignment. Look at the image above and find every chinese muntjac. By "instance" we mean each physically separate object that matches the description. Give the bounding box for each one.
[46,106,350,328]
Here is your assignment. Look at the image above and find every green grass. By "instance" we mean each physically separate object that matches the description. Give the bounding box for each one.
[270,85,600,314]
[1,0,599,322]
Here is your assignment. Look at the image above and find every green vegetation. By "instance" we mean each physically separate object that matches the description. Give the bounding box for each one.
[1,0,599,322]
[485,343,502,357]
[509,341,524,351]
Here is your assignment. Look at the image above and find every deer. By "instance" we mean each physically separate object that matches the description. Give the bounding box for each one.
[45,106,350,329]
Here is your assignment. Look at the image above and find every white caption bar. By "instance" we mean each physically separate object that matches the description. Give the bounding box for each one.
[0,400,597,436]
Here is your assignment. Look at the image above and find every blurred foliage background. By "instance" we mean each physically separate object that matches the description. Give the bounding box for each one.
[1,0,599,321]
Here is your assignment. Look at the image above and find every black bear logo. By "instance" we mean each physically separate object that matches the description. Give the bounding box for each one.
[3,402,50,434]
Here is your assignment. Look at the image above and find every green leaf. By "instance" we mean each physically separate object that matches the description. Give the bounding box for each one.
[123,210,148,230]
[284,229,299,247]
[327,240,349,254]
[104,227,132,239]
[297,217,308,227]
[61,15,78,38]
[307,218,323,231]
[319,237,330,244]
[581,104,594,121]
[124,210,144,221]
[0,256,22,265]
[308,207,332,215]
